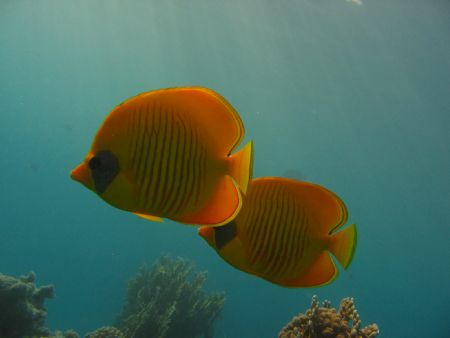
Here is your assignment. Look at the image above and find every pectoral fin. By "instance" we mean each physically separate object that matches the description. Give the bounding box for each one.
[133,212,163,223]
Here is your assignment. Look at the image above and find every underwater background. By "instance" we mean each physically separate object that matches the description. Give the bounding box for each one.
[1,0,449,337]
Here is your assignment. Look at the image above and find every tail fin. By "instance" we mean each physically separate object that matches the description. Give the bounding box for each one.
[329,224,357,269]
[228,140,253,194]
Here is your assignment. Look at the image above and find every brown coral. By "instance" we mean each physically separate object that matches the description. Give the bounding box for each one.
[278,295,379,338]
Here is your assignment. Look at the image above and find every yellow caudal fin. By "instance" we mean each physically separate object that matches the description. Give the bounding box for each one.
[329,224,357,269]
[228,140,253,194]
[133,212,164,223]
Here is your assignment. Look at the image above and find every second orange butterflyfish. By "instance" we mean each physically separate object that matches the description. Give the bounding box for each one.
[199,177,357,287]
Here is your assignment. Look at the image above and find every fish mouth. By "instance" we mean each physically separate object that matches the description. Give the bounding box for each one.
[198,226,213,238]
[198,226,215,246]
[70,162,91,188]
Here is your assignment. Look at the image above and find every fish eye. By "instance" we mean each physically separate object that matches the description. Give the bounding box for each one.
[88,156,102,170]
[214,221,237,249]
[89,150,119,194]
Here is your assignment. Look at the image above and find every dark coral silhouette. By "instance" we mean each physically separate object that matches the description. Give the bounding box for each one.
[0,271,54,338]
[116,255,225,338]
[85,326,125,338]
[0,256,225,338]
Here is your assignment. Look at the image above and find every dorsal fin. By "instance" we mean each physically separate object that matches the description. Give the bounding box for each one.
[124,87,245,156]
[262,177,348,235]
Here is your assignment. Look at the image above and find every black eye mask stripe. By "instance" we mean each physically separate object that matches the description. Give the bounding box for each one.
[214,221,237,250]
[89,150,119,194]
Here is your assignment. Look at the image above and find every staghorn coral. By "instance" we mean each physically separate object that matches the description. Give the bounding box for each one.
[279,295,379,338]
[116,255,225,338]
[0,271,54,338]
[85,326,125,338]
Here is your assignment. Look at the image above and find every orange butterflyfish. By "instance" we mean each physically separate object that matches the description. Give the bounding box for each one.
[198,177,357,287]
[70,87,253,226]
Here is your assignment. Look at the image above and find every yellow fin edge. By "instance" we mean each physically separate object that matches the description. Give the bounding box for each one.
[133,212,164,223]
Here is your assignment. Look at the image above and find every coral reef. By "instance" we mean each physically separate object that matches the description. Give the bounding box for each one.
[85,326,125,338]
[116,255,225,338]
[51,329,81,338]
[279,295,379,338]
[0,271,54,338]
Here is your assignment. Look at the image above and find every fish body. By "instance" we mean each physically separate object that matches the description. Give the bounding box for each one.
[71,87,253,226]
[199,177,357,287]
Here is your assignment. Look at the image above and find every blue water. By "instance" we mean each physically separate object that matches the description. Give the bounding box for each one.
[1,1,449,337]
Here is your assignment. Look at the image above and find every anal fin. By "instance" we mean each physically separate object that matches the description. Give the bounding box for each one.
[281,252,338,287]
[179,175,242,226]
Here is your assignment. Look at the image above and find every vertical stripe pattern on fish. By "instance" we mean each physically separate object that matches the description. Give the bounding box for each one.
[198,177,357,287]
[70,87,253,226]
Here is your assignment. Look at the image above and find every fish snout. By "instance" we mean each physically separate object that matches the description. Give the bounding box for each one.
[70,162,91,187]
[198,226,215,246]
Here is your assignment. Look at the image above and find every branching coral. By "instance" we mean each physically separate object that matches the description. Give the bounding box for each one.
[0,271,54,338]
[85,326,125,338]
[278,295,379,338]
[50,329,80,338]
[116,255,225,338]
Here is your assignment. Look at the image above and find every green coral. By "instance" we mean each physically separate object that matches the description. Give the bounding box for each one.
[85,326,125,338]
[116,255,225,338]
[50,329,80,338]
